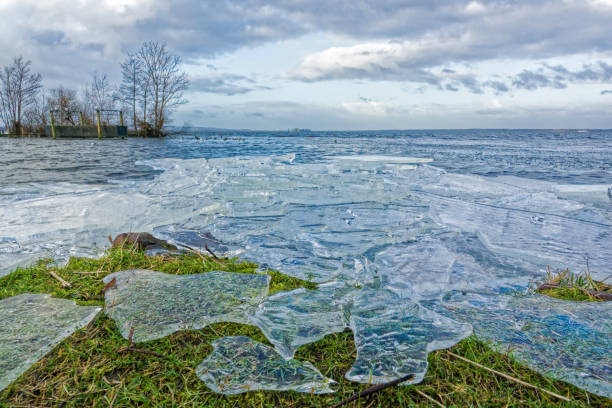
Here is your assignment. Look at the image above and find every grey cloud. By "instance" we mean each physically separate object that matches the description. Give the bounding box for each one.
[511,70,567,90]
[189,74,271,96]
[445,84,459,92]
[484,80,509,93]
[3,0,612,100]
[511,62,612,91]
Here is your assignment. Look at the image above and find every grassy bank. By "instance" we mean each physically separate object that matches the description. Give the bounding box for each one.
[0,248,609,407]
[537,267,612,302]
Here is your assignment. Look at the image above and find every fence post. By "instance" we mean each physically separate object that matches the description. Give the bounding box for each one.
[79,112,84,126]
[49,111,56,139]
[119,111,124,127]
[96,109,102,139]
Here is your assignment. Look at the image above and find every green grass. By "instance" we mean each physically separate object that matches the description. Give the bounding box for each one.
[537,266,611,302]
[1,248,610,407]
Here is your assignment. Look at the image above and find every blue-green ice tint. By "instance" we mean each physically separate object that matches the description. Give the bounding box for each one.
[432,292,612,398]
[346,289,472,385]
[196,336,336,394]
[103,270,269,343]
[0,294,100,391]
[250,282,351,359]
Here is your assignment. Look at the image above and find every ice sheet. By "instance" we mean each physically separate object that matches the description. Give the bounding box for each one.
[103,270,269,343]
[0,294,100,391]
[196,336,336,394]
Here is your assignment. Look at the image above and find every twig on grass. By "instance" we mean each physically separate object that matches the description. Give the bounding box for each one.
[102,277,117,293]
[49,270,71,288]
[446,351,570,402]
[331,373,415,408]
[204,244,219,260]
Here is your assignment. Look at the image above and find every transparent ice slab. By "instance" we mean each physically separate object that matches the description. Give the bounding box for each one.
[426,192,612,280]
[346,289,472,384]
[0,294,101,391]
[196,336,336,394]
[431,292,612,398]
[250,282,352,359]
[103,270,269,343]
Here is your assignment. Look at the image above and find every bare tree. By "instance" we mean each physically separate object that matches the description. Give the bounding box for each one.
[0,56,43,134]
[23,89,48,131]
[138,42,189,135]
[119,53,142,132]
[84,72,115,122]
[47,86,81,125]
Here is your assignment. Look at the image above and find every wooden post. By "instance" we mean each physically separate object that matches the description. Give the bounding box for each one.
[119,111,124,127]
[79,112,84,126]
[96,109,102,139]
[49,111,56,139]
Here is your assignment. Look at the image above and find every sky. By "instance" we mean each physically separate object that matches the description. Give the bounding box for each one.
[1,0,612,130]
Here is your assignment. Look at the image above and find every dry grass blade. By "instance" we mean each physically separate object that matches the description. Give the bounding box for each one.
[414,389,445,407]
[49,270,71,288]
[446,351,570,402]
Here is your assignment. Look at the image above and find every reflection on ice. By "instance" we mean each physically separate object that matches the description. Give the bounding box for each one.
[196,336,336,394]
[0,294,100,391]
[103,270,269,343]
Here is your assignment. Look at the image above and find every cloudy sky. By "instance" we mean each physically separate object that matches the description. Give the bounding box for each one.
[1,0,612,129]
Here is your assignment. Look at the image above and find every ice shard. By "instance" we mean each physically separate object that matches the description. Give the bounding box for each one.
[0,294,100,391]
[249,281,351,359]
[346,289,472,384]
[433,292,612,398]
[103,270,269,343]
[196,336,336,394]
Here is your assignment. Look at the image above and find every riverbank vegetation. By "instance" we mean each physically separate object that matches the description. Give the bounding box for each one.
[0,247,608,407]
[537,266,612,302]
[0,42,188,138]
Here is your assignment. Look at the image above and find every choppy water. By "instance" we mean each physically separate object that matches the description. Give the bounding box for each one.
[1,129,611,396]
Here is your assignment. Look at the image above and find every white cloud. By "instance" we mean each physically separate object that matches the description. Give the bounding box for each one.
[465,1,486,14]
[341,99,395,116]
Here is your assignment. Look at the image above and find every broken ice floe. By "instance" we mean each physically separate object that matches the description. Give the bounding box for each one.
[196,336,336,394]
[346,289,472,385]
[250,281,352,359]
[0,294,100,391]
[103,270,269,343]
[429,292,612,398]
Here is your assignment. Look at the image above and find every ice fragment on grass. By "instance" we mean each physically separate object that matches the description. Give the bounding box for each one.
[250,281,351,359]
[103,270,269,343]
[0,294,100,391]
[436,292,612,398]
[196,336,336,394]
[346,289,472,385]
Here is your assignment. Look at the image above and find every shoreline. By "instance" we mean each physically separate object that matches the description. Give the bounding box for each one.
[1,247,609,407]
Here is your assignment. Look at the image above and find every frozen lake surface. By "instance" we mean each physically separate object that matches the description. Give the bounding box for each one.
[1,129,611,396]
